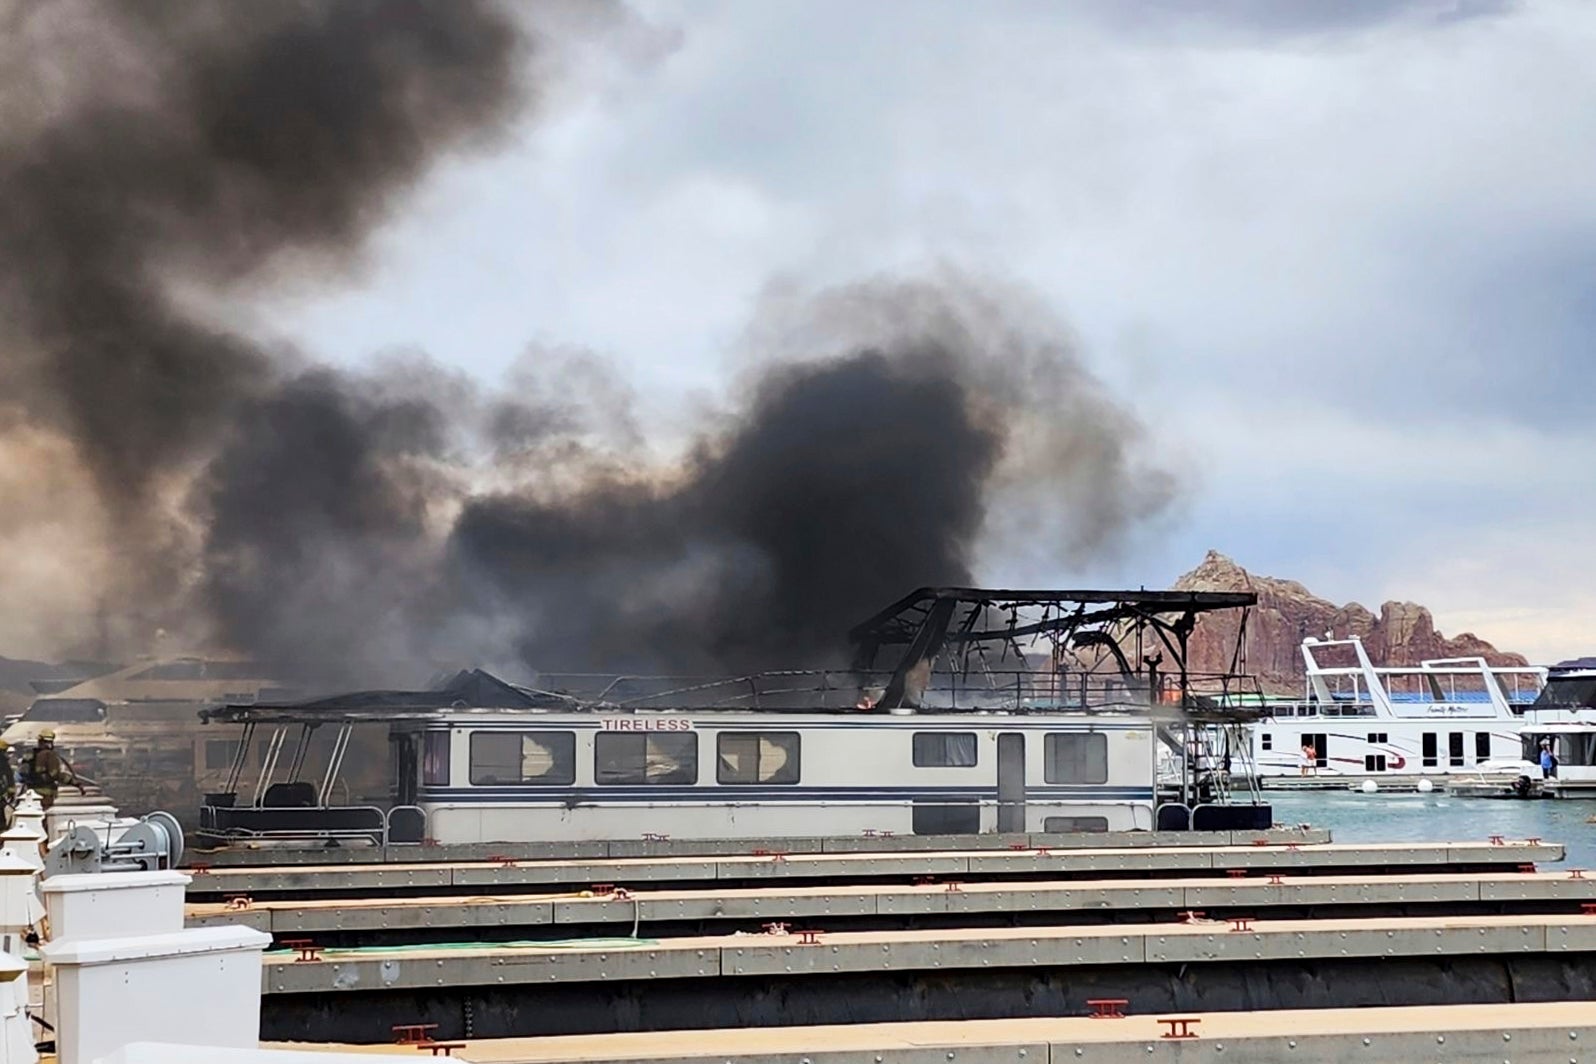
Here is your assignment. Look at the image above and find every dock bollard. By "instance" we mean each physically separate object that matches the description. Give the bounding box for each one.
[1158,1017,1200,1039]
[281,939,323,963]
[417,1042,465,1057]
[392,1024,439,1045]
[1086,998,1127,1019]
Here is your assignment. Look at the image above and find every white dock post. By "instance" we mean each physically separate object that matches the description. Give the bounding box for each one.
[39,870,271,1064]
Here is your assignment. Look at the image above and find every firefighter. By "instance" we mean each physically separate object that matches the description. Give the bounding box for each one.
[0,740,14,829]
[26,730,79,810]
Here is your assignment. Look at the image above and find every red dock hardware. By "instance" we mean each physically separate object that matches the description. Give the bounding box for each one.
[1284,843,1300,852]
[912,876,937,886]
[590,883,616,897]
[641,832,670,842]
[762,922,790,935]
[1009,842,1029,850]
[421,837,439,847]
[1581,903,1596,916]
[188,863,211,876]
[1571,870,1587,880]
[392,1024,439,1045]
[1228,916,1255,933]
[862,829,880,837]
[944,881,964,893]
[1158,1017,1201,1039]
[795,929,823,945]
[1267,874,1285,886]
[611,887,633,901]
[281,939,323,963]
[752,848,789,861]
[1250,839,1270,847]
[1527,837,1542,845]
[878,831,895,838]
[1489,834,1505,846]
[417,1043,466,1057]
[1520,864,1537,874]
[1033,847,1051,856]
[485,854,517,868]
[1177,910,1206,924]
[1086,998,1128,1019]
[224,895,253,911]
[769,852,787,864]
[1226,869,1247,879]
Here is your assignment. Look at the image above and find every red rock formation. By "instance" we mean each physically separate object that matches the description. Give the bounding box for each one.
[1175,550,1527,695]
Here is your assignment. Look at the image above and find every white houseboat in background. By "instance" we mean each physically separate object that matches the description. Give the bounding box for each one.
[1245,636,1547,786]
[1520,657,1596,798]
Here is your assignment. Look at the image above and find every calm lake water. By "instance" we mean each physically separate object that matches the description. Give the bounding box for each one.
[1268,791,1596,869]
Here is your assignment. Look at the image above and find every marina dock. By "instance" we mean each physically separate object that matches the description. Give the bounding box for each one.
[184,838,1562,900]
[188,828,1331,866]
[189,869,1596,940]
[252,898,1596,1041]
[272,1001,1596,1062]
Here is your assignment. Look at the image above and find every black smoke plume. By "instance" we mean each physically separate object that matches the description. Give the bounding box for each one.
[0,3,1173,687]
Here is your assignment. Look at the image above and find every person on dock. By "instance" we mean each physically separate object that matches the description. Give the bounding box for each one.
[1540,741,1558,780]
[1300,741,1317,777]
[25,730,81,810]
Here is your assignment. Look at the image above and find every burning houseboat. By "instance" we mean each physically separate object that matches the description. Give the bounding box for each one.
[195,587,1266,847]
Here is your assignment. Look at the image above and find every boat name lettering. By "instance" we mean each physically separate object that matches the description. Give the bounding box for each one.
[599,717,694,731]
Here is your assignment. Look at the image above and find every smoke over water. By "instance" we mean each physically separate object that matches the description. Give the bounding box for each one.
[0,2,1173,687]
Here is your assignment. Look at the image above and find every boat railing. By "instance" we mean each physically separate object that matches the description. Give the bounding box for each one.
[527,668,1260,715]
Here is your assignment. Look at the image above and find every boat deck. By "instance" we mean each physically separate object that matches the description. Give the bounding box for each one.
[270,1000,1596,1062]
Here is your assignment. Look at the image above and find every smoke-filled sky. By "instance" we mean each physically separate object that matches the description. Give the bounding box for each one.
[3,0,1592,672]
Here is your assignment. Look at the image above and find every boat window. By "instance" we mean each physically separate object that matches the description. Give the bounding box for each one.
[1448,732,1465,768]
[1043,732,1108,784]
[1475,732,1491,763]
[1366,732,1388,744]
[717,731,800,785]
[912,732,978,768]
[1260,733,1272,751]
[1422,732,1438,768]
[1364,753,1387,772]
[469,731,576,786]
[1043,816,1109,833]
[423,731,451,787]
[595,732,697,785]
[1532,678,1596,710]
[911,799,980,835]
[20,698,106,723]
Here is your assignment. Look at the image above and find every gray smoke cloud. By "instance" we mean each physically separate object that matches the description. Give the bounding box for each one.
[0,2,1174,687]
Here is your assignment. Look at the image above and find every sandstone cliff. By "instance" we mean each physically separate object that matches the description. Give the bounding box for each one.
[1175,550,1527,695]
